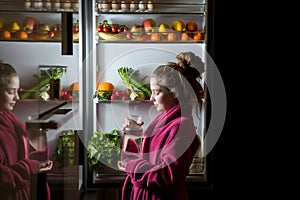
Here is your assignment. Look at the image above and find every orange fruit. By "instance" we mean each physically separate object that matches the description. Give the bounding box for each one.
[0,30,11,39]
[31,32,47,40]
[186,21,198,32]
[167,32,178,41]
[150,33,162,41]
[181,32,190,41]
[16,30,28,39]
[97,82,114,91]
[69,82,80,90]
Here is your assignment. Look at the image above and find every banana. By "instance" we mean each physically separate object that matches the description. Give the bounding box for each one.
[98,32,126,41]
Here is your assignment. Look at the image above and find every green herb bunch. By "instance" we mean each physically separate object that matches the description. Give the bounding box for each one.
[86,129,121,173]
[55,129,76,168]
[117,66,151,100]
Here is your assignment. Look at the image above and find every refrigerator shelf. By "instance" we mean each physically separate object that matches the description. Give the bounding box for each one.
[96,100,152,104]
[97,40,205,43]
[96,3,205,14]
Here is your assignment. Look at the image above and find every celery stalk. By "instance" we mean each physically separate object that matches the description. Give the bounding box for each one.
[117,67,151,100]
[20,76,51,99]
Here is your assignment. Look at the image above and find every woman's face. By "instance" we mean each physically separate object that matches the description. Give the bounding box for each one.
[150,77,178,112]
[0,76,20,111]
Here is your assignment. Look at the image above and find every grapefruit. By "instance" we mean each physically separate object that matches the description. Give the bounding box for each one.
[69,82,80,90]
[97,82,114,91]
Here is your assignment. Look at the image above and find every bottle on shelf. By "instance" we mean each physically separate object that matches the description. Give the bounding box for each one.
[138,1,145,11]
[24,0,32,10]
[72,0,79,11]
[62,0,72,11]
[129,0,137,12]
[32,0,43,10]
[120,0,129,12]
[43,0,52,11]
[147,0,154,12]
[52,0,62,11]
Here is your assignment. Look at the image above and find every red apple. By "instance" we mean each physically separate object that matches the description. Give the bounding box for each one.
[22,17,36,33]
[142,18,156,35]
[130,24,143,38]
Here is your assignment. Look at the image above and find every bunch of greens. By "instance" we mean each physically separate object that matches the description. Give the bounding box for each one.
[55,129,76,169]
[117,67,151,100]
[20,67,67,99]
[41,66,67,80]
[93,90,112,100]
[86,129,121,173]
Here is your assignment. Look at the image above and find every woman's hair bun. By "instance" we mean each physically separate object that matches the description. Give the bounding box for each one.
[176,52,205,76]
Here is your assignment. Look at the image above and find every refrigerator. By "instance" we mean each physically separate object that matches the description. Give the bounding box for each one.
[0,0,219,198]
[81,0,216,196]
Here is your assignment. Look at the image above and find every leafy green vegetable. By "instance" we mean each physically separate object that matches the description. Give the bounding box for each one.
[20,76,50,99]
[42,67,67,80]
[55,129,76,168]
[20,67,67,99]
[93,90,112,100]
[117,67,151,100]
[86,129,121,173]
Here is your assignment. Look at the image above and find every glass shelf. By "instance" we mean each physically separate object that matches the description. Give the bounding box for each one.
[96,3,205,15]
[0,0,78,13]
[96,100,151,104]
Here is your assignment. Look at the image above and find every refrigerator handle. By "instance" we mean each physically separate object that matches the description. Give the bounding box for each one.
[62,12,73,55]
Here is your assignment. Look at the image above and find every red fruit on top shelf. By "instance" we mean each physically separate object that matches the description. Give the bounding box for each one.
[142,18,156,35]
[22,17,36,33]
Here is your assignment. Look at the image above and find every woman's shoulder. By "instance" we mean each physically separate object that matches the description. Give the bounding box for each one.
[0,111,20,122]
[0,111,25,130]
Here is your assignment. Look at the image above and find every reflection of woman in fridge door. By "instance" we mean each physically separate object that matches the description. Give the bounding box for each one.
[120,52,205,200]
[0,62,53,200]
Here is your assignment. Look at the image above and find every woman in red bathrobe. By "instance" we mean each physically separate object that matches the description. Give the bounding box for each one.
[120,52,205,200]
[0,62,53,200]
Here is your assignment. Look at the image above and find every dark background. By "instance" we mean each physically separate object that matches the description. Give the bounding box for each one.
[208,0,260,198]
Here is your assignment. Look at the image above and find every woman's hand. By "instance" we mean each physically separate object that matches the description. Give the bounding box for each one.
[122,116,144,131]
[117,160,126,171]
[39,160,53,172]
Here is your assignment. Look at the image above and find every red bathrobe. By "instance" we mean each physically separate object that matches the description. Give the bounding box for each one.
[0,111,51,200]
[122,104,200,200]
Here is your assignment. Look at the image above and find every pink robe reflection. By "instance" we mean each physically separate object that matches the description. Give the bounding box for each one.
[0,111,51,200]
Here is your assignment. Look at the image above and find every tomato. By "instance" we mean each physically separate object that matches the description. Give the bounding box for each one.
[111,25,118,33]
[122,96,129,100]
[56,24,62,32]
[73,25,79,33]
[73,21,79,32]
[123,27,129,32]
[67,94,73,101]
[110,94,117,100]
[103,26,111,33]
[97,25,103,32]
[114,91,122,97]
[48,31,55,38]
[51,26,58,32]
[117,27,124,33]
